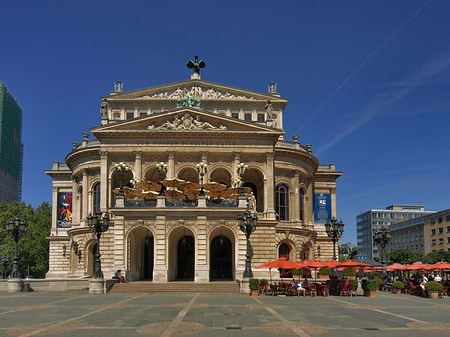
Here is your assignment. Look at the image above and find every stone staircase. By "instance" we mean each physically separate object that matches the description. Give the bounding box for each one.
[109,281,240,293]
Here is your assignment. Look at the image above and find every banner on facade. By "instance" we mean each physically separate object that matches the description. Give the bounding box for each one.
[314,193,331,223]
[57,192,72,228]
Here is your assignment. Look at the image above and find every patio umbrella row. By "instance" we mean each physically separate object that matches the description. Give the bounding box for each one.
[113,178,253,200]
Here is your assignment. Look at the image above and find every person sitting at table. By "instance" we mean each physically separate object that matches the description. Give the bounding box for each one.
[302,277,309,287]
[293,280,306,296]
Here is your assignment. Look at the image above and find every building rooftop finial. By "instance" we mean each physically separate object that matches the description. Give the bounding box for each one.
[114,80,124,92]
[187,55,205,80]
[268,82,277,94]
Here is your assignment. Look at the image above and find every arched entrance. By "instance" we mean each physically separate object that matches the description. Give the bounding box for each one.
[279,242,290,258]
[210,235,232,280]
[177,236,195,280]
[128,227,154,281]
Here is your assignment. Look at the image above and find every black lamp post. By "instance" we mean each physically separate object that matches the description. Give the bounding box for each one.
[238,209,258,278]
[373,226,392,274]
[5,216,28,279]
[236,163,248,197]
[87,212,109,278]
[113,162,130,196]
[156,161,168,196]
[325,216,344,261]
[196,161,208,196]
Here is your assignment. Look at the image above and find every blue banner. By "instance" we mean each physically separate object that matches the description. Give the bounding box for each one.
[314,193,331,223]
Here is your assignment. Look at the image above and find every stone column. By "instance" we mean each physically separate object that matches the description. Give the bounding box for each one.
[51,186,58,235]
[200,151,208,182]
[265,152,276,219]
[167,151,176,179]
[233,152,241,182]
[72,179,79,225]
[305,179,313,225]
[82,169,89,220]
[100,151,108,212]
[134,151,142,181]
[153,215,168,282]
[293,171,300,222]
[195,216,209,282]
[331,187,337,218]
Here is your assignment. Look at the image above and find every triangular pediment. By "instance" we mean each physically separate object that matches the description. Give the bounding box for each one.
[92,108,282,136]
[103,79,287,103]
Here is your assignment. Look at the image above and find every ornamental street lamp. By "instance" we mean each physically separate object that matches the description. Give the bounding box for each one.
[236,163,248,197]
[238,209,258,278]
[373,226,392,267]
[325,216,344,261]
[196,161,208,196]
[113,162,130,196]
[5,216,28,279]
[156,162,168,196]
[87,212,110,278]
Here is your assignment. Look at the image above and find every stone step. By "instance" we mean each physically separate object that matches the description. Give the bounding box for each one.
[109,281,240,293]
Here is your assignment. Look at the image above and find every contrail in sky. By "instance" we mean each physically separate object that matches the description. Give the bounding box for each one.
[296,0,432,132]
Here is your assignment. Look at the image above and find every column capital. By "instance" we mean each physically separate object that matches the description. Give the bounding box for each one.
[200,151,208,161]
[100,150,108,159]
[134,151,142,159]
[167,151,176,159]
[233,152,241,161]
[265,152,274,160]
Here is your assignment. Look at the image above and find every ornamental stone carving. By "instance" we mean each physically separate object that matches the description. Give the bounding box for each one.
[137,86,255,101]
[148,114,227,131]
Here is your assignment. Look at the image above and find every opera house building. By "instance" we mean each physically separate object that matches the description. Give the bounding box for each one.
[45,60,342,285]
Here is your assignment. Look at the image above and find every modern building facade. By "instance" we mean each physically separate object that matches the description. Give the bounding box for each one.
[387,216,425,254]
[0,83,23,203]
[424,208,450,254]
[357,205,431,261]
[45,61,342,282]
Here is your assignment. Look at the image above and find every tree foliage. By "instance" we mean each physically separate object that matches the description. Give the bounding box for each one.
[424,250,450,264]
[386,249,422,265]
[0,201,51,278]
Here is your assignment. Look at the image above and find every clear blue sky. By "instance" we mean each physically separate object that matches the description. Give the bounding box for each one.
[1,0,449,244]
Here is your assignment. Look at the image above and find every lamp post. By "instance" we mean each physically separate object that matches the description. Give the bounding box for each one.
[5,216,28,279]
[156,162,168,196]
[236,163,248,197]
[238,209,258,278]
[196,161,208,196]
[87,212,110,278]
[325,216,344,261]
[113,162,130,196]
[373,226,392,275]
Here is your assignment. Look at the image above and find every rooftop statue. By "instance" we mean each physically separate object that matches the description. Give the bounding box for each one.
[187,55,205,79]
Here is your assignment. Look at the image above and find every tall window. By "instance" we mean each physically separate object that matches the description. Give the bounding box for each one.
[279,243,290,258]
[299,188,304,222]
[79,186,83,220]
[93,183,101,213]
[276,184,289,221]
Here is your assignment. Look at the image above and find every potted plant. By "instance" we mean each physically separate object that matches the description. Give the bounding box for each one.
[343,267,357,280]
[249,278,260,296]
[374,277,383,291]
[318,268,331,279]
[362,279,378,297]
[425,281,443,299]
[350,279,358,295]
[392,281,404,294]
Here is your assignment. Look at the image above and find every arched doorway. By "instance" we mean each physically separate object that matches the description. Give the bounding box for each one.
[210,235,232,280]
[128,227,154,281]
[177,236,195,280]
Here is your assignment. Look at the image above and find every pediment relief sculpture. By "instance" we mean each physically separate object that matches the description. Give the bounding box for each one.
[137,86,255,100]
[148,114,227,131]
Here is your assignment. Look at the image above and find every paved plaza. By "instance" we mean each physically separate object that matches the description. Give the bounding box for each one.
[0,290,449,337]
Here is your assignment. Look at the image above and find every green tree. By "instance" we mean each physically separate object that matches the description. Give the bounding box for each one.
[0,201,51,278]
[423,250,450,264]
[386,249,422,265]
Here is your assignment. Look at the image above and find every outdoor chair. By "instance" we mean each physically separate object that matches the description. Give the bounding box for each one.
[340,286,350,296]
[307,285,317,297]
[439,287,448,298]
[321,284,330,297]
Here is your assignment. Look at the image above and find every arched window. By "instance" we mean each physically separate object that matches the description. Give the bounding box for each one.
[79,186,83,220]
[279,243,290,258]
[276,184,289,221]
[299,188,304,222]
[93,183,100,213]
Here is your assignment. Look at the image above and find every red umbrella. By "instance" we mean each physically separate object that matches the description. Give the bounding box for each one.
[255,257,299,283]
[403,262,433,271]
[429,261,450,271]
[385,263,407,272]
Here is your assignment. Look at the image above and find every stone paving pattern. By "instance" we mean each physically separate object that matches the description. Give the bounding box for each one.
[0,291,449,336]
